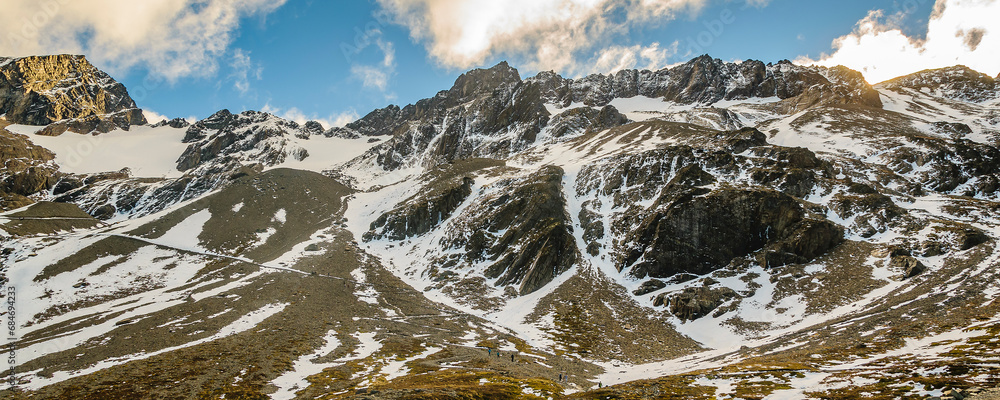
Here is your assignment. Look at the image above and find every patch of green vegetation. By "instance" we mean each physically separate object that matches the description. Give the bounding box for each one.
[373,370,558,400]
[568,374,716,400]
[732,378,792,400]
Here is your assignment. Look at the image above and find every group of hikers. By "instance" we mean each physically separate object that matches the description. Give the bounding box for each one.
[485,346,516,362]
[485,346,593,387]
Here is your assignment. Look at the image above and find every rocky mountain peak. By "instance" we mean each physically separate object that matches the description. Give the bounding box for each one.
[343,104,402,137]
[880,65,998,102]
[448,61,522,101]
[176,109,309,173]
[0,54,146,133]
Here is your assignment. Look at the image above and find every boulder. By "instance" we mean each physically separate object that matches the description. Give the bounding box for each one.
[633,279,666,296]
[666,286,739,321]
[955,228,990,250]
[890,255,927,279]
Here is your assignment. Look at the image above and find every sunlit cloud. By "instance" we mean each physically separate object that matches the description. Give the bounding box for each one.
[142,109,168,124]
[376,0,762,75]
[796,0,999,84]
[0,0,287,81]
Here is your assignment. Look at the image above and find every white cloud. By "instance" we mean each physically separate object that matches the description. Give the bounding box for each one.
[588,42,677,75]
[229,48,263,95]
[352,65,391,92]
[0,0,287,81]
[351,38,397,93]
[261,103,359,129]
[142,109,168,124]
[797,0,1000,84]
[377,0,759,74]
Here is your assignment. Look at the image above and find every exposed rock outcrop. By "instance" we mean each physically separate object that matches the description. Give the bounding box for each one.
[620,188,844,279]
[365,176,475,241]
[0,55,146,132]
[547,105,630,138]
[660,286,739,321]
[177,110,309,172]
[437,165,578,295]
[151,118,191,129]
[0,125,58,210]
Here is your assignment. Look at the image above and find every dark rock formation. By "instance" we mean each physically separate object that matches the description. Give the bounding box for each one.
[0,126,58,210]
[955,227,990,251]
[302,120,325,136]
[891,255,927,279]
[548,105,630,138]
[0,55,146,131]
[177,110,306,172]
[365,177,475,241]
[620,188,843,279]
[633,279,666,296]
[655,286,739,321]
[152,118,191,129]
[442,165,578,295]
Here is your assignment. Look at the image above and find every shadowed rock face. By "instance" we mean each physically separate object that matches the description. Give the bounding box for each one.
[428,165,578,295]
[0,55,146,132]
[621,188,844,279]
[0,126,58,210]
[365,177,475,241]
[548,105,630,138]
[475,165,578,295]
[659,285,739,321]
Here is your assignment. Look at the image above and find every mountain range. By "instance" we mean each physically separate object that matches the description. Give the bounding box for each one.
[1,53,999,399]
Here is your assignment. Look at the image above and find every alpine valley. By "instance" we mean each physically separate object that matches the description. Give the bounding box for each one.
[2,53,1000,400]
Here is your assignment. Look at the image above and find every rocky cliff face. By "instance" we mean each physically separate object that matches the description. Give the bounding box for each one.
[0,123,58,210]
[0,55,146,133]
[338,61,551,174]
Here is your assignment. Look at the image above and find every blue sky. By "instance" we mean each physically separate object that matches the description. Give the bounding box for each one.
[2,0,996,127]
